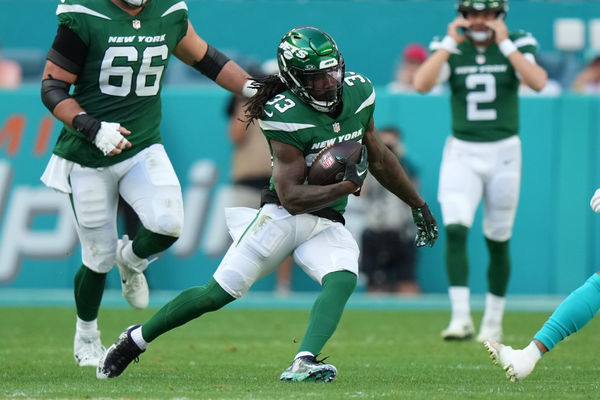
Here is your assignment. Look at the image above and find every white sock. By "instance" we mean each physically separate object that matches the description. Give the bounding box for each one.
[76,317,98,333]
[130,326,149,350]
[449,286,471,321]
[481,292,506,326]
[524,341,543,361]
[294,351,314,360]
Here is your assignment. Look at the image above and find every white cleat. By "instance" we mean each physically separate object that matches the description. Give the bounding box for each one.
[476,323,502,343]
[484,340,537,382]
[441,318,474,341]
[116,235,149,309]
[74,329,106,367]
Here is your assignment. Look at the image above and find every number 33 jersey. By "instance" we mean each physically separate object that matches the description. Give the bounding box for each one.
[51,0,189,167]
[430,31,538,142]
[258,71,376,215]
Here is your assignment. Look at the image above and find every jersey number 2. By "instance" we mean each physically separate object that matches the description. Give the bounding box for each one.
[465,73,497,121]
[99,45,168,97]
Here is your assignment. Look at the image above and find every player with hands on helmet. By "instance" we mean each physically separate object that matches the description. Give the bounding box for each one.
[414,0,547,344]
[40,0,256,369]
[97,26,437,383]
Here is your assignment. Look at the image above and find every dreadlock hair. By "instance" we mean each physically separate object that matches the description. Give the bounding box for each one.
[244,74,288,126]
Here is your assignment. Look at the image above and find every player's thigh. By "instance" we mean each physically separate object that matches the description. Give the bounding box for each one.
[119,144,183,237]
[70,164,119,273]
[483,140,522,241]
[213,205,296,298]
[293,222,359,285]
[438,138,483,227]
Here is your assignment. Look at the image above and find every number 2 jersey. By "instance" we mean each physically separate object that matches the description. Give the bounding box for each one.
[258,72,375,215]
[50,0,188,167]
[429,31,538,142]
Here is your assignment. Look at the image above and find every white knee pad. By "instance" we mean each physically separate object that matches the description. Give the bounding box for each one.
[439,193,476,228]
[80,236,117,273]
[146,195,184,237]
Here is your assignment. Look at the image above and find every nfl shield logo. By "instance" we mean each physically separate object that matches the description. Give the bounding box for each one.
[132,20,141,30]
[332,122,340,133]
[321,153,335,168]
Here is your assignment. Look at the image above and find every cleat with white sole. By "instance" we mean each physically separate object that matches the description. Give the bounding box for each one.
[280,355,337,382]
[484,340,538,382]
[441,318,474,341]
[74,329,105,367]
[116,235,149,309]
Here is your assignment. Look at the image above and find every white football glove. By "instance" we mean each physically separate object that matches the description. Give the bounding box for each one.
[591,188,600,213]
[94,122,129,155]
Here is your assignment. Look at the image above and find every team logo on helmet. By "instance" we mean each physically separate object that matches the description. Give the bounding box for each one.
[277,26,345,113]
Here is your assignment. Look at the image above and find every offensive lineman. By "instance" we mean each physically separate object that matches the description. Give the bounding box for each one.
[97,26,438,382]
[40,0,256,367]
[413,0,547,342]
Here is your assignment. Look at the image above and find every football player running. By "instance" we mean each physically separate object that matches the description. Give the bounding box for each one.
[484,189,600,381]
[413,0,547,343]
[97,26,438,382]
[40,0,256,368]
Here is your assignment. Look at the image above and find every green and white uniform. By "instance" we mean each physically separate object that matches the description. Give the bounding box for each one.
[213,72,375,298]
[54,0,188,166]
[41,0,188,272]
[431,32,538,240]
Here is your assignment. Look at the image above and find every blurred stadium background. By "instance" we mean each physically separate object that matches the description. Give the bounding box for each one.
[0,0,598,303]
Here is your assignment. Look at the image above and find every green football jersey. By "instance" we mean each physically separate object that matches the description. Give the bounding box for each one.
[51,0,188,167]
[259,72,375,215]
[431,31,538,142]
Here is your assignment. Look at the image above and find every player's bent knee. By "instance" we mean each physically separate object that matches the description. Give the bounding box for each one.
[484,226,512,242]
[82,252,116,274]
[154,212,184,237]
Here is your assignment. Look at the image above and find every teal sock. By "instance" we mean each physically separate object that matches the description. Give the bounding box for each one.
[445,224,469,286]
[141,278,234,342]
[132,226,178,259]
[486,238,510,296]
[298,270,357,355]
[534,273,600,352]
[74,264,106,321]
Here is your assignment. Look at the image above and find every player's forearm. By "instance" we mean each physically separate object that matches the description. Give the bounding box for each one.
[277,182,356,215]
[52,98,86,129]
[215,62,252,96]
[369,154,424,208]
[510,52,547,91]
[413,51,448,93]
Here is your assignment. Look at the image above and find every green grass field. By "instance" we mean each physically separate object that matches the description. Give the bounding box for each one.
[2,307,600,399]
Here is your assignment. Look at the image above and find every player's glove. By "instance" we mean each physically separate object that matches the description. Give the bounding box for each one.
[94,122,130,156]
[73,112,129,156]
[341,145,368,196]
[591,188,600,213]
[411,203,439,247]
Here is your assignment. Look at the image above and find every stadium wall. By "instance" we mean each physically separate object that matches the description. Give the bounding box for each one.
[0,0,594,86]
[0,88,597,295]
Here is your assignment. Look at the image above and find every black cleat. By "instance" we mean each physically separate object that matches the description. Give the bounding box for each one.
[97,325,144,379]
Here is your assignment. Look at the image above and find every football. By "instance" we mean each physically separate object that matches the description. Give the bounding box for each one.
[307,141,362,185]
